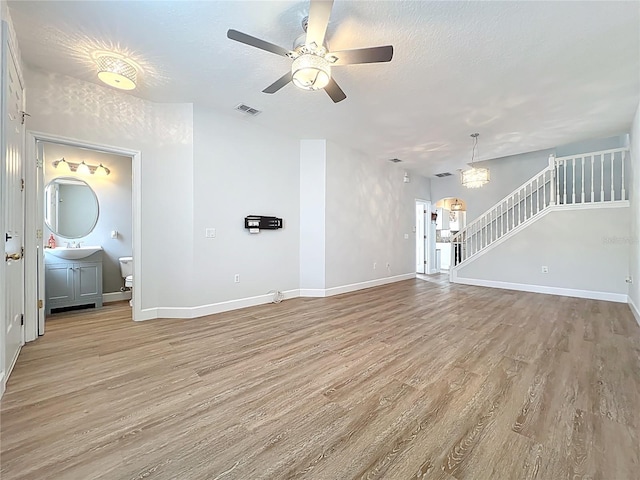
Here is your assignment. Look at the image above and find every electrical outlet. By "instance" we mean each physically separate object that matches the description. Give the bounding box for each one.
[404,233,409,239]
[373,262,377,270]
[541,266,549,274]
[234,274,240,283]
[205,228,216,238]
[386,262,390,269]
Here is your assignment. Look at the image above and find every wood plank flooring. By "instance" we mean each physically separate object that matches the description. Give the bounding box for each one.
[1,277,639,479]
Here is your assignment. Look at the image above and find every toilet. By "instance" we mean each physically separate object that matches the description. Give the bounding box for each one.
[118,256,133,306]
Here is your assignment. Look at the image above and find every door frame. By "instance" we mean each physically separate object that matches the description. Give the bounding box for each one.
[415,199,432,275]
[24,131,142,342]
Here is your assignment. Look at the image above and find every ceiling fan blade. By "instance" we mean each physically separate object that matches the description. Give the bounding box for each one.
[306,0,334,47]
[227,29,291,57]
[324,77,346,103]
[263,72,293,94]
[329,45,394,65]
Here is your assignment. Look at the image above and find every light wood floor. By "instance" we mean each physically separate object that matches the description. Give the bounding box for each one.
[1,278,639,479]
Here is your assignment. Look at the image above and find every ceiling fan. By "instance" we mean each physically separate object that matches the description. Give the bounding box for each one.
[227,0,394,103]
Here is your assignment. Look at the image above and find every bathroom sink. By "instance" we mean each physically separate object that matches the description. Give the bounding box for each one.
[46,246,103,260]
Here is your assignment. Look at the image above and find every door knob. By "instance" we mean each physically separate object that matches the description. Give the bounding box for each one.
[5,252,22,262]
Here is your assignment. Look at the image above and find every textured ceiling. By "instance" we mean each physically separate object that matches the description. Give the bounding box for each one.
[7,0,640,176]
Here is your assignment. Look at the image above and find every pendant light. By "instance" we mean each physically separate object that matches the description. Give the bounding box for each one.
[461,133,490,188]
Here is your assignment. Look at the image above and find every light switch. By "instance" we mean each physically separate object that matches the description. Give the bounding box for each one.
[404,233,409,239]
[205,228,216,238]
[111,230,118,239]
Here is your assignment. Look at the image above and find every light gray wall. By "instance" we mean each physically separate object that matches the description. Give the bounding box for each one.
[43,143,132,294]
[629,101,640,320]
[324,141,431,288]
[191,105,300,306]
[457,207,630,295]
[300,139,326,291]
[27,67,194,309]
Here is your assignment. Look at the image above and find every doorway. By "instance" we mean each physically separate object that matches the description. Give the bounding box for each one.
[24,132,142,342]
[415,200,431,274]
[39,142,133,329]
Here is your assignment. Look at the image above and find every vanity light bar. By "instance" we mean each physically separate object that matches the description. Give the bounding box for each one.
[52,158,110,176]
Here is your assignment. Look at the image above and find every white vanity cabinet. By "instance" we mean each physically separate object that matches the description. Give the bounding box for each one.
[44,251,103,314]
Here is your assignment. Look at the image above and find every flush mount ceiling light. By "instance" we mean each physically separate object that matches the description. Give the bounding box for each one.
[96,54,137,90]
[461,133,490,189]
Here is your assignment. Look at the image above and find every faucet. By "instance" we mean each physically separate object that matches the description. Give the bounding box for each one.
[66,241,75,248]
[76,242,83,248]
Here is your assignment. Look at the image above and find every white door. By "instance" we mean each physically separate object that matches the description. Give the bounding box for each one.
[3,38,25,384]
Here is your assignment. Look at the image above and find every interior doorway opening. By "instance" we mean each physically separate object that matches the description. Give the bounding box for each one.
[39,141,133,330]
[24,132,142,343]
[415,200,434,274]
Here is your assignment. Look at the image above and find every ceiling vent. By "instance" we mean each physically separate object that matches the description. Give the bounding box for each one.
[434,172,453,177]
[235,103,262,116]
[389,158,402,163]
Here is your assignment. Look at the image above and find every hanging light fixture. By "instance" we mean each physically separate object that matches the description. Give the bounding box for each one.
[450,198,464,211]
[461,133,490,188]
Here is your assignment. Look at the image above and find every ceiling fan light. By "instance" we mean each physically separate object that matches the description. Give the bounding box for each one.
[97,56,137,90]
[292,54,331,90]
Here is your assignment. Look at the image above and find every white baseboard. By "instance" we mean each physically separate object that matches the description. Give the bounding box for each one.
[139,289,301,320]
[134,274,416,321]
[103,291,131,303]
[323,273,416,297]
[453,276,628,303]
[299,289,326,297]
[629,296,640,327]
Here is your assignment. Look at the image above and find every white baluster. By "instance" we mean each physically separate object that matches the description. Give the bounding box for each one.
[548,154,556,205]
[590,155,595,202]
[600,154,605,202]
[610,152,615,201]
[543,171,546,209]
[621,150,626,200]
[535,177,539,215]
[563,160,567,205]
[572,157,576,204]
[581,157,585,203]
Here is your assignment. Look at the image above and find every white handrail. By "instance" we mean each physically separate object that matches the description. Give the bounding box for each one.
[555,147,627,162]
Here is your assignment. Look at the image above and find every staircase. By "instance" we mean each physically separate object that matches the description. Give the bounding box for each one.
[450,147,630,271]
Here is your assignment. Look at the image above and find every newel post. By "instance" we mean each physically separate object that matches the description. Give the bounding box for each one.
[548,154,556,205]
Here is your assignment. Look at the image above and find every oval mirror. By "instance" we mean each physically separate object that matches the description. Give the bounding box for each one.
[44,177,99,239]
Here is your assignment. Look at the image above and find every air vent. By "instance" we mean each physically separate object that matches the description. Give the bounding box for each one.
[434,172,453,177]
[389,158,402,163]
[235,104,262,116]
